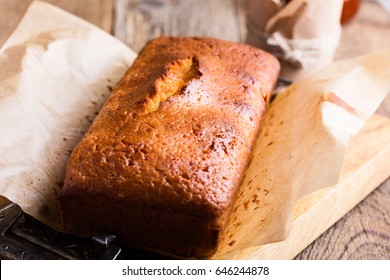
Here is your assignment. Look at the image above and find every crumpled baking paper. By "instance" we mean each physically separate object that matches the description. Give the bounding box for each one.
[0,1,136,230]
[0,1,389,259]
[214,49,390,258]
[246,0,343,80]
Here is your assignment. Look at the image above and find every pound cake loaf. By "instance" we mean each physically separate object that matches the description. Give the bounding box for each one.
[59,37,280,258]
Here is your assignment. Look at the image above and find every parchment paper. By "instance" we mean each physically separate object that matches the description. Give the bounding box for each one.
[0,1,136,230]
[0,1,389,258]
[214,49,390,258]
[247,0,344,80]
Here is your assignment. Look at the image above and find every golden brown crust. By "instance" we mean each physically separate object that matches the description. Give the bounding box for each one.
[59,36,280,257]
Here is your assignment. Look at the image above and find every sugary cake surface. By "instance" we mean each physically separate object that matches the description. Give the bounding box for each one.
[60,37,280,257]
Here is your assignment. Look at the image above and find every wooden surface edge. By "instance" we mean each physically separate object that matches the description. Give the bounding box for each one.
[230,114,390,259]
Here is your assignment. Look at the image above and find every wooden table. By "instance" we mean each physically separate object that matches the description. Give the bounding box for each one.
[0,0,389,260]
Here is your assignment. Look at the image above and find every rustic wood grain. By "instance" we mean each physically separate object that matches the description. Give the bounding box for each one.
[114,0,247,52]
[0,0,114,47]
[295,180,390,259]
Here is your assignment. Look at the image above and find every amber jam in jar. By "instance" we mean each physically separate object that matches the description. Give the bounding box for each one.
[341,0,361,24]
